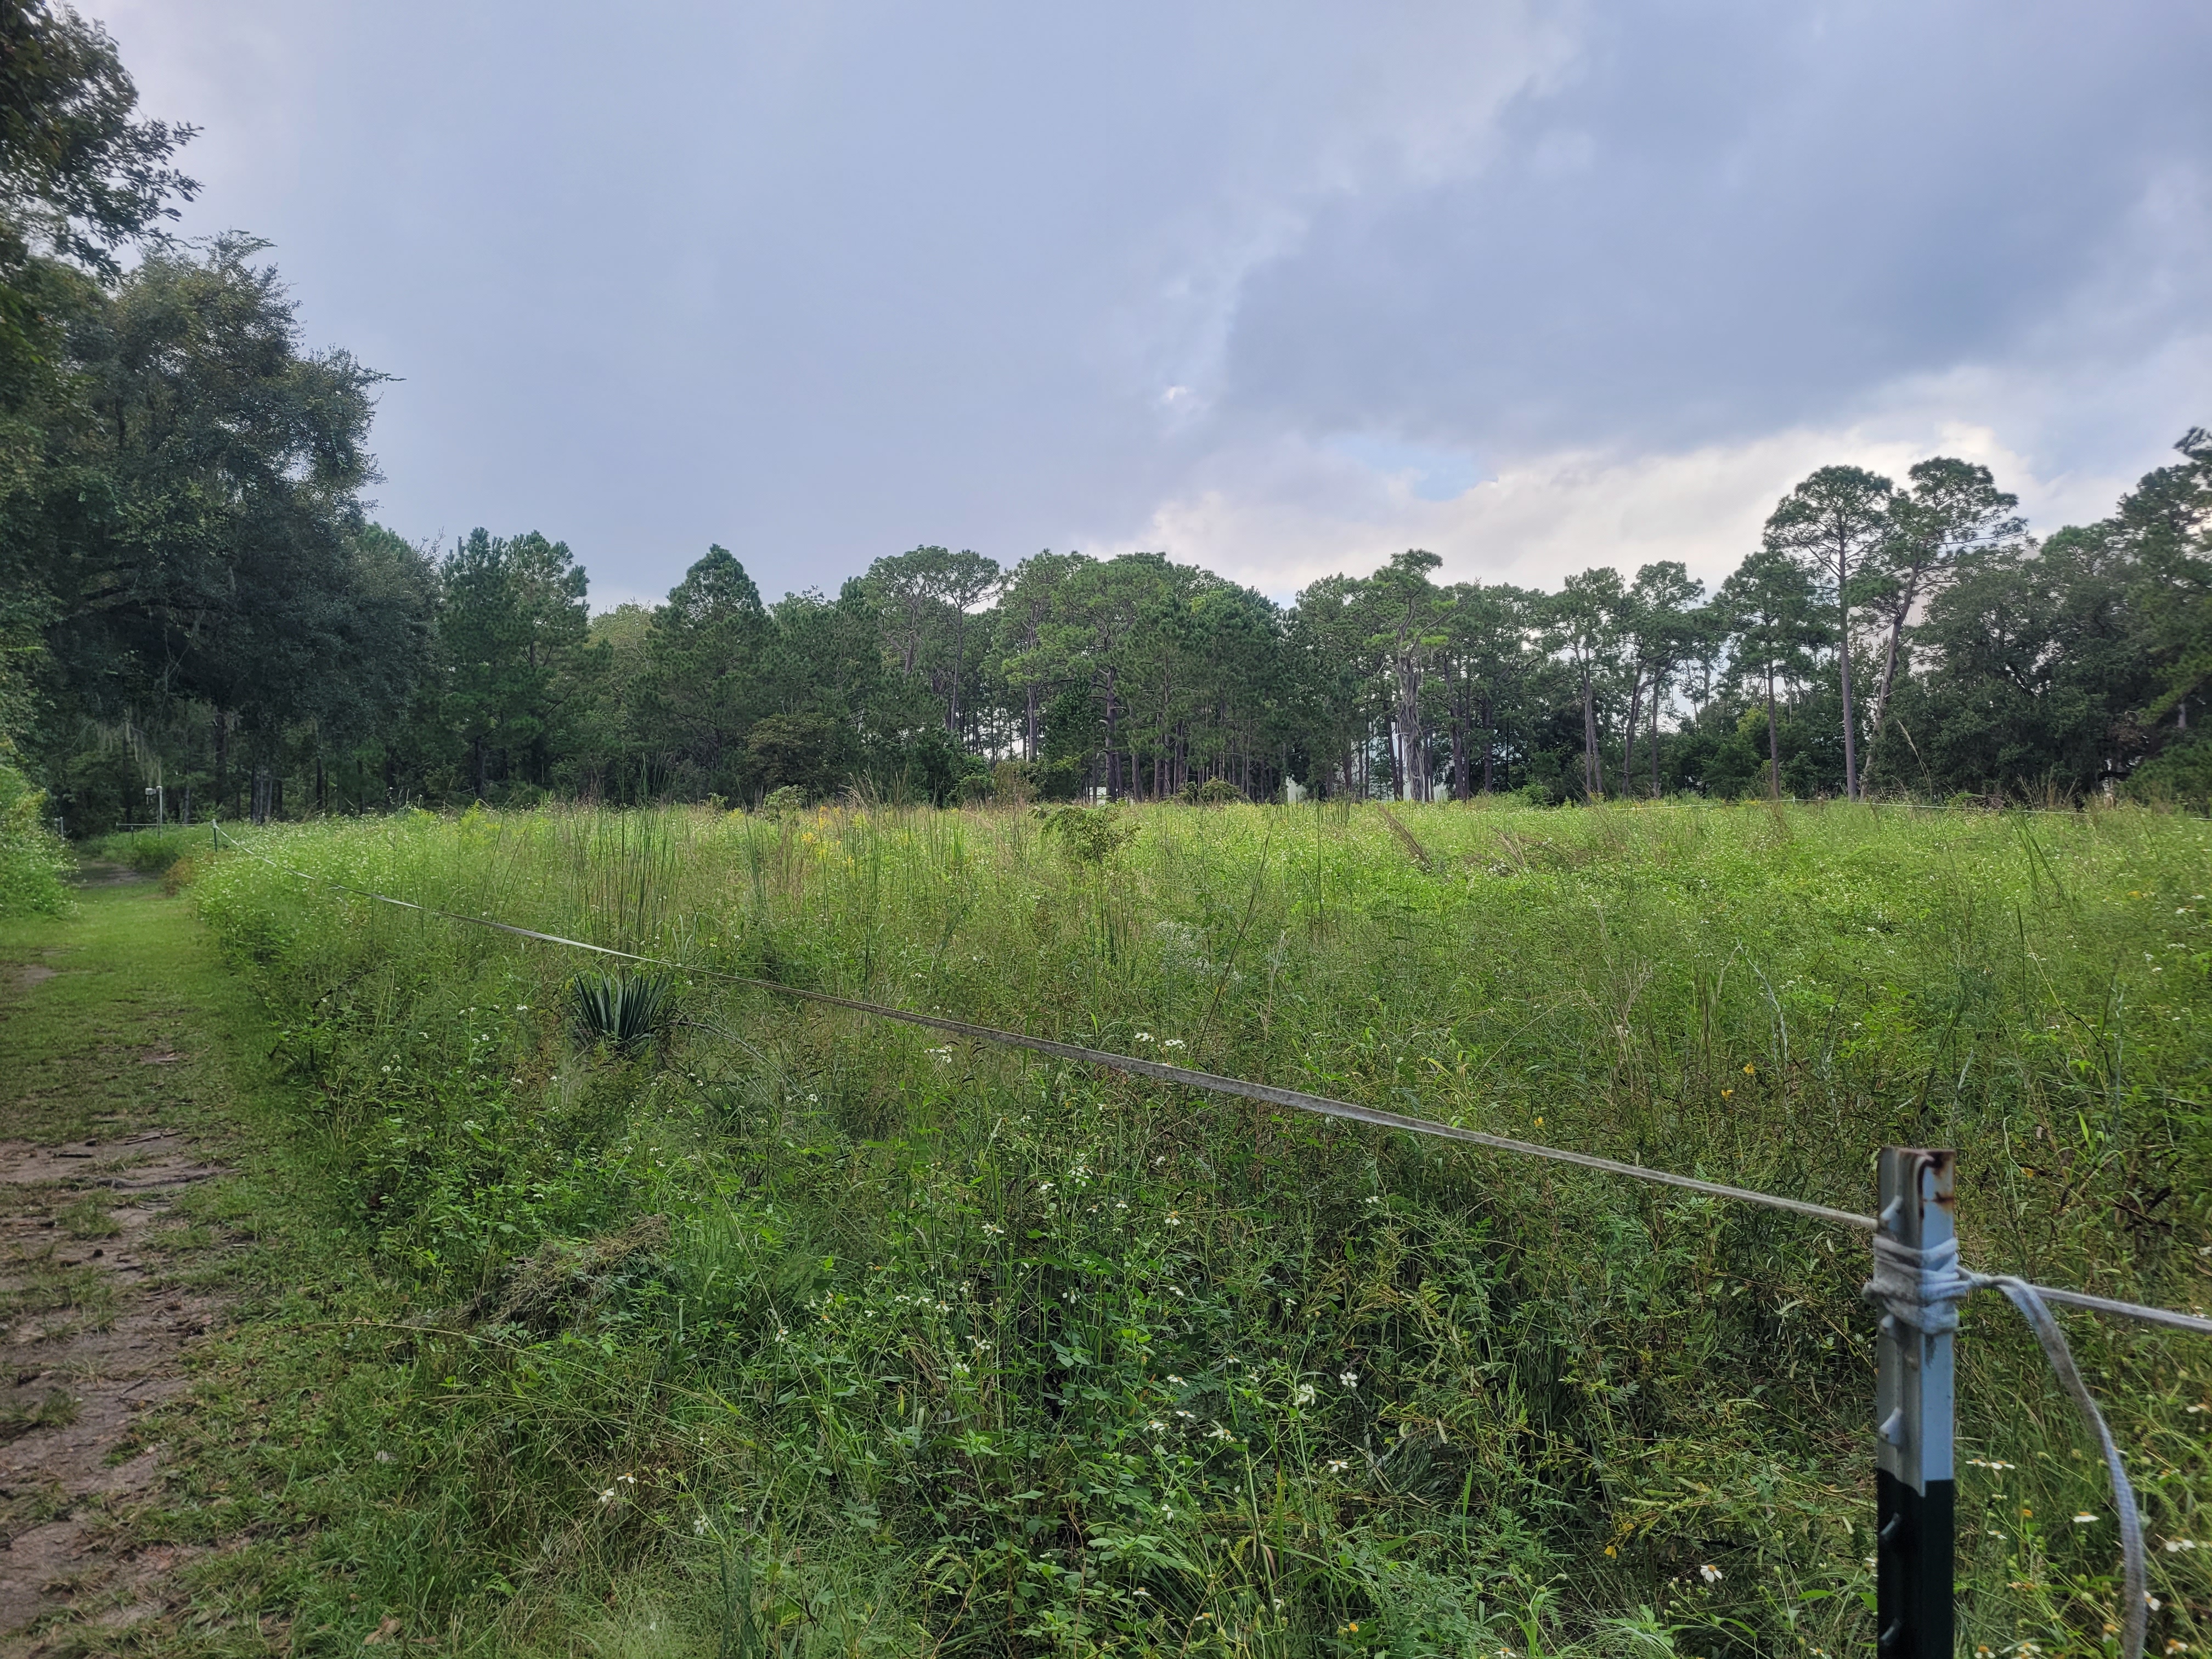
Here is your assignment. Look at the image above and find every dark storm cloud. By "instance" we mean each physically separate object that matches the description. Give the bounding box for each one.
[1221,2,2212,458]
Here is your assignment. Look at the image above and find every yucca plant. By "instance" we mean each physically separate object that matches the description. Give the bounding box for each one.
[567,970,674,1053]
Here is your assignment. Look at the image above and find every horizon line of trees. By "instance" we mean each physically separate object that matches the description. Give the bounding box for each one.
[1,4,2206,836]
[25,419,2212,832]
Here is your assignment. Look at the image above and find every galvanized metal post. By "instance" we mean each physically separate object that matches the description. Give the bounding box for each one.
[1875,1147,1956,1659]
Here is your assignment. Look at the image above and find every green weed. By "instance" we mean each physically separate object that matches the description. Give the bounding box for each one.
[58,1194,120,1238]
[182,798,2212,1655]
[0,1386,80,1443]
[570,971,676,1054]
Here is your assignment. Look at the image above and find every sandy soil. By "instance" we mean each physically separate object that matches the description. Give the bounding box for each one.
[0,1112,229,1647]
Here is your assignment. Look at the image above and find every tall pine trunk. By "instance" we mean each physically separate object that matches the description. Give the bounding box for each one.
[1860,603,1911,796]
[213,710,229,816]
[1621,672,1644,799]
[1650,684,1662,797]
[1766,667,1781,802]
[1835,529,1860,800]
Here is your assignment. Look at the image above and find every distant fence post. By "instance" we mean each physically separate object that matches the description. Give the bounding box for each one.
[1875,1147,1956,1659]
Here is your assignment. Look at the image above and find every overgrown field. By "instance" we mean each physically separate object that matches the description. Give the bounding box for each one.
[183,799,2212,1656]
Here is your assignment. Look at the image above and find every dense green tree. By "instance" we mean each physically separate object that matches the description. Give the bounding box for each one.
[437,529,590,800]
[31,238,390,820]
[2121,428,2212,792]
[0,0,193,795]
[996,551,1087,764]
[1859,459,2022,791]
[861,545,1001,742]
[641,545,772,797]
[1437,582,1544,796]
[1762,465,1893,799]
[1025,554,1169,800]
[1363,550,1447,800]
[1548,566,1628,800]
[1717,545,1831,801]
[1897,528,2141,797]
[1285,573,1377,798]
[1619,561,1706,798]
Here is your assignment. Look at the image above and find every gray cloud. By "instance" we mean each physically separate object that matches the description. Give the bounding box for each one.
[97,1,2211,603]
[1222,3,2212,465]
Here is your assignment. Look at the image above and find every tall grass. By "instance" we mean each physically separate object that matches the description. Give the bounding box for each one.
[188,798,2212,1656]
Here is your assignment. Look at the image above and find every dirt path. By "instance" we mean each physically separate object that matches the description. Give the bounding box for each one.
[0,870,236,1652]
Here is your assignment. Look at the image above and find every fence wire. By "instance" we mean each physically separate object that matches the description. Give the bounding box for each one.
[208,824,2209,1336]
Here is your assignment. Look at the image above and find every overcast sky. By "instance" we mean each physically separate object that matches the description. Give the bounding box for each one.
[93,1,2211,610]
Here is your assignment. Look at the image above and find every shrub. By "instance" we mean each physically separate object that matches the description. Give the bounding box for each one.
[760,783,808,816]
[567,970,675,1053]
[2126,733,2212,809]
[1034,802,1139,864]
[0,760,67,917]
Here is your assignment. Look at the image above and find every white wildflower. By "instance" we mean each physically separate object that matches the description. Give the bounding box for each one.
[1294,1384,1316,1407]
[1340,1370,1359,1389]
[1700,1564,1722,1583]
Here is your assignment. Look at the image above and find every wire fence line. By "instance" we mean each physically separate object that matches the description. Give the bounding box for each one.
[208,824,2209,1337]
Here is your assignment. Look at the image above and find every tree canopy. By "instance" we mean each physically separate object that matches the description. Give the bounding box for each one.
[3,7,2206,826]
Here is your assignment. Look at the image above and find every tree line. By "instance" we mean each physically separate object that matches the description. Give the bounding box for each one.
[1,4,2205,833]
[29,425,2209,829]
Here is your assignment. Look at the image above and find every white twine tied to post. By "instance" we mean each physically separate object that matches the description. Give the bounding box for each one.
[1866,1232,2149,1659]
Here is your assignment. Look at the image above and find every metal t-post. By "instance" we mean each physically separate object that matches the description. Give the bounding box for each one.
[1876,1147,1956,1659]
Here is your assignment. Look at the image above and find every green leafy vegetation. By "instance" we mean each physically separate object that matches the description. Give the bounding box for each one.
[168,798,2212,1654]
[0,1387,78,1444]
[568,970,675,1055]
[21,428,2211,832]
[0,751,66,915]
[0,4,2206,1650]
[57,1193,119,1238]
